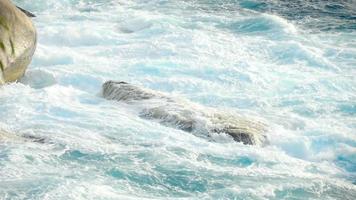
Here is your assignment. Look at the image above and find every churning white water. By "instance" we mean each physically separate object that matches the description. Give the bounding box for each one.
[1,0,355,199]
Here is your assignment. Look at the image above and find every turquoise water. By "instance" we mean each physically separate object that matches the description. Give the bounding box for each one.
[1,0,355,199]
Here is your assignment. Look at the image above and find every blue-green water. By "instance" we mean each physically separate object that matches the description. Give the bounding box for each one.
[1,0,355,199]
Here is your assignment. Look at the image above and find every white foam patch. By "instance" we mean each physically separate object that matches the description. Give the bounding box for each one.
[2,0,356,199]
[20,69,57,89]
[32,45,75,66]
[119,18,153,33]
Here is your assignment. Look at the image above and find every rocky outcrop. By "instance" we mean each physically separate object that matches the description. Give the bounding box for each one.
[0,0,36,84]
[103,81,268,145]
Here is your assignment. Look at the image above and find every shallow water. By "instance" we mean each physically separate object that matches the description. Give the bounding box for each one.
[1,0,355,199]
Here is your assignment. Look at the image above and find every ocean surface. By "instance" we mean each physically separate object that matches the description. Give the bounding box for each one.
[1,0,356,199]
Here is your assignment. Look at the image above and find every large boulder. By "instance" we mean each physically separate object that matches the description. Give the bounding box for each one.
[0,0,36,84]
[103,81,268,145]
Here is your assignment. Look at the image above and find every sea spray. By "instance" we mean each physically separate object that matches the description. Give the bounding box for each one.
[0,0,355,199]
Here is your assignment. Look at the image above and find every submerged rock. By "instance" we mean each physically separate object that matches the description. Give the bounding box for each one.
[0,0,36,84]
[0,129,47,144]
[103,81,268,145]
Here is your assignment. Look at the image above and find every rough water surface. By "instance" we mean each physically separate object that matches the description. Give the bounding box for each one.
[0,0,355,199]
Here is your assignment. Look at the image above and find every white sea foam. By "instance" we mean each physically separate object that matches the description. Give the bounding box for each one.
[1,0,355,199]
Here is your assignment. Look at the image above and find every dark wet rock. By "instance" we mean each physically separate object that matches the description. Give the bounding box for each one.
[1,130,48,144]
[22,134,47,144]
[16,6,36,18]
[102,81,268,145]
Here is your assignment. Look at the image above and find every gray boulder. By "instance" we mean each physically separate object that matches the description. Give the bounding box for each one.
[0,0,36,84]
[103,81,268,145]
